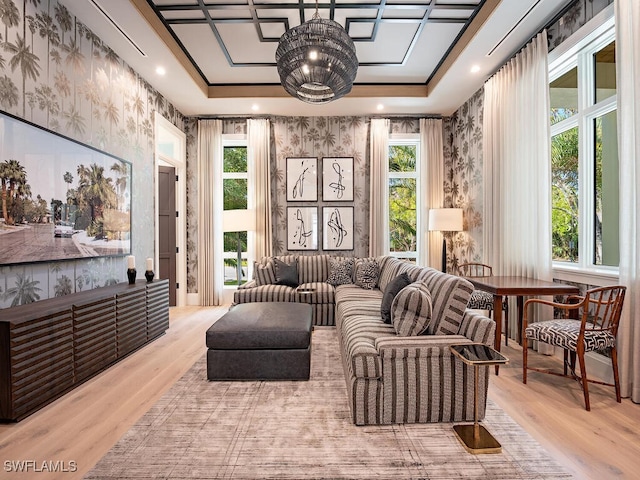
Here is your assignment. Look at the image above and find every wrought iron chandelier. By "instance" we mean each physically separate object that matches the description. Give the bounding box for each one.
[275,3,358,104]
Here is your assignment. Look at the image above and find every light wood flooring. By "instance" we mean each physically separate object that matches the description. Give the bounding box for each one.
[0,305,638,479]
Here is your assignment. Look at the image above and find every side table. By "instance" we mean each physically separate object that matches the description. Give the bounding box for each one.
[450,343,509,454]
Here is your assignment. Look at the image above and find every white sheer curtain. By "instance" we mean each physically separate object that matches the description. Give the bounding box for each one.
[483,31,552,341]
[248,118,272,260]
[419,118,444,268]
[369,118,389,257]
[616,0,640,403]
[197,119,224,306]
[483,31,551,278]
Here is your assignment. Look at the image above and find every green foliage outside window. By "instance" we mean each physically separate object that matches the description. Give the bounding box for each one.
[388,145,417,255]
[551,128,579,262]
[223,147,248,210]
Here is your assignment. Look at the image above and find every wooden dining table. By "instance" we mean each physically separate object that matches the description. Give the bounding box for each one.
[463,276,580,374]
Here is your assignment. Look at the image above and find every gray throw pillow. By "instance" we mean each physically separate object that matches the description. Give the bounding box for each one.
[391,281,433,336]
[274,258,299,288]
[327,257,354,286]
[354,259,379,289]
[380,272,411,324]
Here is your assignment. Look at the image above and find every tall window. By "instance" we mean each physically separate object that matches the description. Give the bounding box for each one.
[388,136,420,262]
[222,136,251,285]
[549,17,618,272]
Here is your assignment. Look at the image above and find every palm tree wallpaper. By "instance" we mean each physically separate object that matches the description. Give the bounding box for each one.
[0,0,183,308]
[443,89,484,274]
[270,117,421,260]
[0,0,608,306]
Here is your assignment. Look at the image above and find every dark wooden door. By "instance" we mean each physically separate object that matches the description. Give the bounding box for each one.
[158,166,177,306]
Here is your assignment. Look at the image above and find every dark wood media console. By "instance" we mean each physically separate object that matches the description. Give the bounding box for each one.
[0,279,169,421]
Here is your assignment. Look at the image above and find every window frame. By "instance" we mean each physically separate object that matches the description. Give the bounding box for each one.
[387,133,421,261]
[548,9,618,283]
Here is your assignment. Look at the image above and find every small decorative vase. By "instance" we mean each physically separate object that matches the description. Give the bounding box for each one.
[127,268,137,285]
[145,270,154,283]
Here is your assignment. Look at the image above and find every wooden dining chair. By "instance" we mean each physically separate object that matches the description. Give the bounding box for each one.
[522,285,626,411]
[457,262,510,345]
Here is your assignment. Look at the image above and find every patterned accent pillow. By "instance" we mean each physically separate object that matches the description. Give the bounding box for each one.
[254,261,276,286]
[380,272,412,324]
[391,281,433,336]
[326,257,354,286]
[274,258,299,288]
[354,259,379,290]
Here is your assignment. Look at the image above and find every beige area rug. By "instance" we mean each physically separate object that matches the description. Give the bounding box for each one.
[85,328,572,479]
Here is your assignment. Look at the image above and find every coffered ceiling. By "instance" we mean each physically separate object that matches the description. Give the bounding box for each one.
[65,0,573,116]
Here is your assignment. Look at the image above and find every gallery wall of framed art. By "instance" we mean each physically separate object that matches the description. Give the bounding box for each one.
[285,156,354,252]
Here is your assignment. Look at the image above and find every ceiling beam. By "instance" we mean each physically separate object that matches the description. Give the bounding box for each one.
[207,84,429,98]
[130,0,485,101]
[426,0,502,96]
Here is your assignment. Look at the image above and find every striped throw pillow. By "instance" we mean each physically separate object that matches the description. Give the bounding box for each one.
[390,281,433,336]
[254,261,276,286]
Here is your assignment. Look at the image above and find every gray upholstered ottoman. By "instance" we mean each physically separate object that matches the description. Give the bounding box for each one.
[206,302,313,380]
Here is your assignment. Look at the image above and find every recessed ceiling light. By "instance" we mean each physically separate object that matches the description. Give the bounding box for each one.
[156,66,166,76]
[470,65,481,73]
[376,104,384,111]
[251,104,259,112]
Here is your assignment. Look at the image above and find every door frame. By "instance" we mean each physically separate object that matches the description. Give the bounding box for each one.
[154,112,187,307]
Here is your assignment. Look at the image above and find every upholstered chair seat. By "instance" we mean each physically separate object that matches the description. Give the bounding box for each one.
[469,290,496,310]
[525,319,617,352]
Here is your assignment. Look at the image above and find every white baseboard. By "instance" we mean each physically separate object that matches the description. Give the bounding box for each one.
[187,293,200,306]
[551,346,613,384]
[584,351,614,384]
[186,291,235,306]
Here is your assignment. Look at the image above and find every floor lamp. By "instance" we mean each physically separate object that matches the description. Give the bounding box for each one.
[222,209,256,285]
[428,208,463,273]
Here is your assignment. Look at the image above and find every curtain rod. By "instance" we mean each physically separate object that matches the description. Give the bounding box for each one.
[190,114,442,121]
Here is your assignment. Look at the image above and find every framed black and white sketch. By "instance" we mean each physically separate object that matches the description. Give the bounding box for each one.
[286,157,317,201]
[323,207,354,250]
[322,157,353,201]
[287,207,318,251]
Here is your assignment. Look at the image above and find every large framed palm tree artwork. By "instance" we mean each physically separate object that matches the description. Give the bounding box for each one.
[0,111,132,266]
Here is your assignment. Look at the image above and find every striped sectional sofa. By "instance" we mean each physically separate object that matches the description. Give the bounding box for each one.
[234,254,339,326]
[234,254,496,425]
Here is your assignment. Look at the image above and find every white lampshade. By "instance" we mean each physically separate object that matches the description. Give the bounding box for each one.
[428,208,463,232]
[223,209,256,232]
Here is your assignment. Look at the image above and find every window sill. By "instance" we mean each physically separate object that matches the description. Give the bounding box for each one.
[552,263,619,286]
